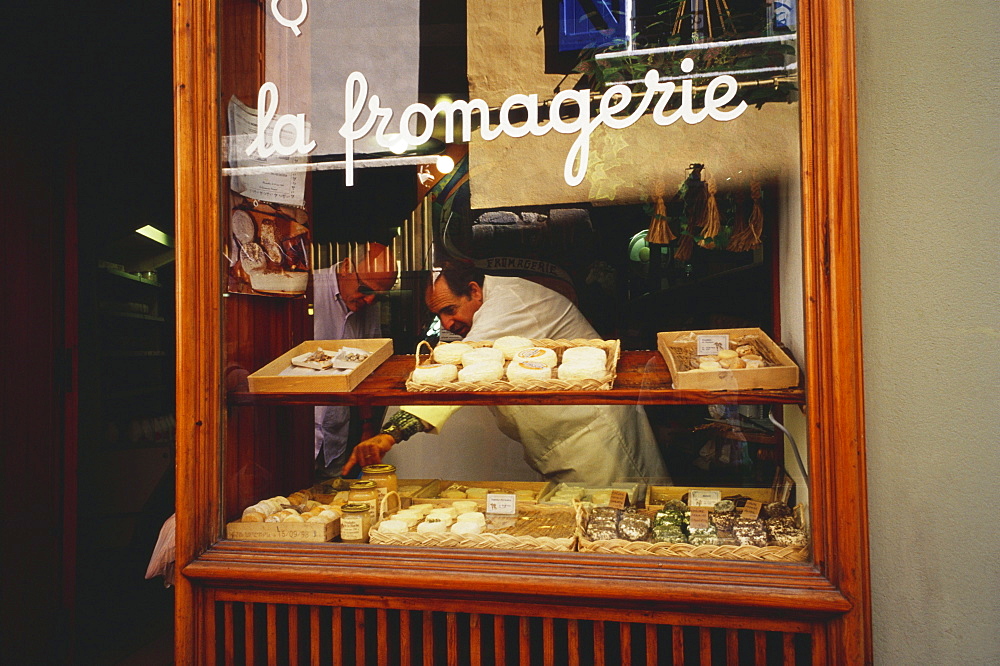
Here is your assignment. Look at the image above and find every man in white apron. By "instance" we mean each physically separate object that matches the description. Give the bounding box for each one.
[343,262,668,486]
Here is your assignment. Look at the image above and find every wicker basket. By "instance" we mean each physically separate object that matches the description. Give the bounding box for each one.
[369,505,577,551]
[575,505,810,562]
[405,338,620,392]
[576,537,809,562]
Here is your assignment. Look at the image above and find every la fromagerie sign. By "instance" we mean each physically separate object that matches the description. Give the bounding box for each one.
[245,60,748,187]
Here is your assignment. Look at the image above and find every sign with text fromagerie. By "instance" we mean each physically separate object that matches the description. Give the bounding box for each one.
[240,1,752,191]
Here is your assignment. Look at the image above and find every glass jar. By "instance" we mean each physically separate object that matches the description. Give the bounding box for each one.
[361,463,398,498]
[348,479,380,521]
[339,503,372,544]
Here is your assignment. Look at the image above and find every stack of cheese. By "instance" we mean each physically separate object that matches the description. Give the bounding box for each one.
[239,489,341,525]
[410,336,608,386]
[374,502,489,536]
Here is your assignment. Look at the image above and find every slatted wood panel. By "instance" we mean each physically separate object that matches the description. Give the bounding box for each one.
[214,601,814,665]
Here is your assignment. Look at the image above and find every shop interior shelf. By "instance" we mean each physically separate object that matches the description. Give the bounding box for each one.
[228,350,805,407]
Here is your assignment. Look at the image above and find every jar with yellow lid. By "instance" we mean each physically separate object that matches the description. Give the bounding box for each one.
[339,503,372,543]
[361,463,398,497]
[348,479,380,521]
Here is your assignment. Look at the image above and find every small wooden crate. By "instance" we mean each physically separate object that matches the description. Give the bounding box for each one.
[657,328,799,391]
[248,338,393,393]
[226,518,340,543]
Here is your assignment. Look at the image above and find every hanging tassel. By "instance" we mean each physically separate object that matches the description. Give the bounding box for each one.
[697,174,721,248]
[726,190,750,251]
[647,195,676,244]
[727,181,763,251]
[674,232,694,262]
[747,180,764,246]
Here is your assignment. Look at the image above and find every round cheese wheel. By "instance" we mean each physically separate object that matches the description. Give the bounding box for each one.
[557,362,606,381]
[493,336,533,360]
[561,346,607,367]
[411,363,458,384]
[458,362,505,382]
[506,361,552,382]
[513,347,558,368]
[460,346,505,366]
[432,342,473,365]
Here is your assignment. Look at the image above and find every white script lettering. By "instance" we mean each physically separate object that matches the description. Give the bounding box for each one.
[338,58,747,187]
[245,82,317,159]
[271,0,308,36]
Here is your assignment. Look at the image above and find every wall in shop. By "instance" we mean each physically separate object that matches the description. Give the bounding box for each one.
[855,1,999,662]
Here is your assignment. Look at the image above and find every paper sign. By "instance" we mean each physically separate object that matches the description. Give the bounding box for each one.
[697,334,730,355]
[608,489,629,510]
[689,506,711,529]
[740,500,763,519]
[688,489,722,507]
[486,493,517,515]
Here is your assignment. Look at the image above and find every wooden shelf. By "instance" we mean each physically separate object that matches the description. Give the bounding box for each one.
[229,350,805,407]
[101,266,162,287]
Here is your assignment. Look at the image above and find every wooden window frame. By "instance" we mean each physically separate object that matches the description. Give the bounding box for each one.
[173,0,869,662]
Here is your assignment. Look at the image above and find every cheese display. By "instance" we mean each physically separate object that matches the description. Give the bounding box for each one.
[657,328,800,391]
[577,492,809,561]
[406,338,619,391]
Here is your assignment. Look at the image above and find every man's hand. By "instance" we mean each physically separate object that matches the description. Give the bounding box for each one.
[342,433,396,476]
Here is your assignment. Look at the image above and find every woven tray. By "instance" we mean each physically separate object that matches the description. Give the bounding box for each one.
[575,505,809,562]
[405,338,619,392]
[576,537,809,562]
[369,506,577,551]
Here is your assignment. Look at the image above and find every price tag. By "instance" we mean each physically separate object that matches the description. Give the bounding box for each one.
[608,489,629,510]
[696,334,730,356]
[689,506,711,529]
[740,500,763,519]
[688,489,721,507]
[486,492,517,515]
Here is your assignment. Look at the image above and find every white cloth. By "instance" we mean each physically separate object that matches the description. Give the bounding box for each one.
[406,276,668,486]
[313,265,382,465]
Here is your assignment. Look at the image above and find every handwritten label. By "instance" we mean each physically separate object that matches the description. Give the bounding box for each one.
[486,493,517,515]
[689,506,711,529]
[608,489,629,510]
[697,335,730,355]
[688,489,722,507]
[740,500,763,519]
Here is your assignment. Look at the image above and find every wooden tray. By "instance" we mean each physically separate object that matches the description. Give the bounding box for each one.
[657,328,799,391]
[248,338,393,393]
[226,518,339,543]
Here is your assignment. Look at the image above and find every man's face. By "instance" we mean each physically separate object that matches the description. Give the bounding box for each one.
[426,278,483,337]
[337,256,397,313]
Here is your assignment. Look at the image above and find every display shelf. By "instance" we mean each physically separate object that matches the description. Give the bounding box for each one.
[101,266,162,287]
[229,349,805,407]
[104,350,168,357]
[100,311,166,322]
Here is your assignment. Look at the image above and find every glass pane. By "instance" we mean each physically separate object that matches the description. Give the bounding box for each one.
[219,0,809,560]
